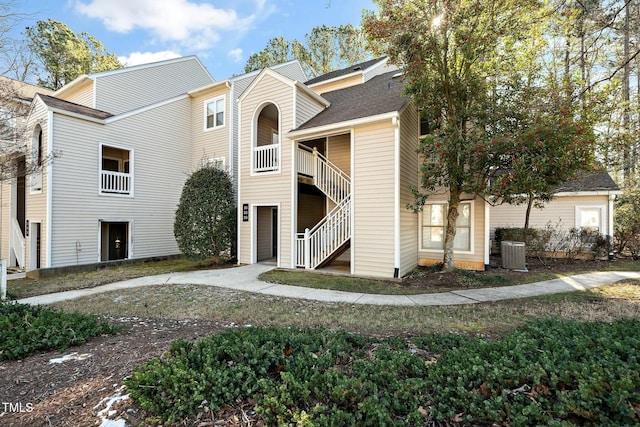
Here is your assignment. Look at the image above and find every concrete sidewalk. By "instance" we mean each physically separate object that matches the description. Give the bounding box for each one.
[15,264,640,307]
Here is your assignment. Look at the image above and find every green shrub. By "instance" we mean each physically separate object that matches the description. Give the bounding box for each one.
[0,302,118,360]
[496,223,611,264]
[174,165,236,260]
[126,320,640,426]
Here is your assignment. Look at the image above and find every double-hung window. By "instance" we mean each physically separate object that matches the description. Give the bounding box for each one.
[205,96,225,130]
[421,202,471,251]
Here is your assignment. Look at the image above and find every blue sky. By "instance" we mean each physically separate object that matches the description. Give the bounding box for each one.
[11,0,376,80]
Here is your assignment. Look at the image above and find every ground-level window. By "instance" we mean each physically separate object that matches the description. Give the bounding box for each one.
[421,202,471,251]
[576,206,604,233]
[202,156,226,171]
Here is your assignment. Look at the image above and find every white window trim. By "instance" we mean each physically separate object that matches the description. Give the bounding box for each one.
[575,205,606,236]
[419,201,475,254]
[98,142,134,198]
[29,170,43,195]
[202,156,226,170]
[204,95,226,131]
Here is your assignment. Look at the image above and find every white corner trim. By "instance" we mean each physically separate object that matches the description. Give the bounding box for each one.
[46,110,53,268]
[484,201,490,266]
[393,117,401,276]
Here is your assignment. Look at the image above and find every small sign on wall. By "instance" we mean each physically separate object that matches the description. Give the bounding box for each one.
[242,204,249,222]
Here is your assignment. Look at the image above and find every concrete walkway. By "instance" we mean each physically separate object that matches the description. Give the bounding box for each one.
[15,264,640,307]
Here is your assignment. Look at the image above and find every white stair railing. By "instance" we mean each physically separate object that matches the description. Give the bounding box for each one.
[299,195,351,269]
[10,218,25,268]
[296,145,352,269]
[297,146,350,205]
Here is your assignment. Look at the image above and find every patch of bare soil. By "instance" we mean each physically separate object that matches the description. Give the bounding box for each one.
[0,317,233,427]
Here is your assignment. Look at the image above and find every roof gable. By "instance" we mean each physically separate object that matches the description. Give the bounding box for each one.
[293,70,408,132]
[555,171,620,193]
[305,57,387,86]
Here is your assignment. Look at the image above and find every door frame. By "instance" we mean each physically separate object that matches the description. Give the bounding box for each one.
[98,219,133,262]
[29,221,41,270]
[251,203,280,266]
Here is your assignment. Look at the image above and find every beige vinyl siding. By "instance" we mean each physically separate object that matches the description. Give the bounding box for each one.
[490,194,612,236]
[191,87,230,169]
[95,58,213,115]
[24,100,50,269]
[57,79,94,107]
[47,98,193,267]
[0,181,10,261]
[399,106,419,277]
[326,134,350,175]
[295,90,326,127]
[238,73,294,267]
[352,121,396,278]
[309,74,363,95]
[298,192,325,232]
[418,194,486,269]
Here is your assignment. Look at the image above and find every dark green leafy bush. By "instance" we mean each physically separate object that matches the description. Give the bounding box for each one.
[174,166,236,260]
[126,319,640,426]
[0,302,118,360]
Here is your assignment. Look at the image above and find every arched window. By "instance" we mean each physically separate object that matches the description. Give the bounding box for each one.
[30,125,43,192]
[252,103,280,173]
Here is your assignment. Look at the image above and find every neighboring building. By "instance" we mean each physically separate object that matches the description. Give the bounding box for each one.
[490,170,622,243]
[1,56,618,278]
[0,77,53,268]
[1,56,305,271]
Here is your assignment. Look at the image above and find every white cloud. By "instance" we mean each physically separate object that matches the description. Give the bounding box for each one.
[118,50,182,67]
[227,48,243,63]
[73,0,256,49]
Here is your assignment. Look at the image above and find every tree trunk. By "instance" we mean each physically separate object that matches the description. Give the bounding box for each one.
[524,195,534,231]
[442,189,461,272]
[623,0,632,185]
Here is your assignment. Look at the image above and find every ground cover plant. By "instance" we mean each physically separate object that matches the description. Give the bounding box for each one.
[125,319,640,426]
[0,302,118,360]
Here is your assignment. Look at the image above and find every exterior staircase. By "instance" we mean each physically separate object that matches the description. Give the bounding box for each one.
[10,218,25,268]
[296,146,351,269]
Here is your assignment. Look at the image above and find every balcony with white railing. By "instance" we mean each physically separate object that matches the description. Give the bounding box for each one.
[253,143,280,173]
[101,170,131,195]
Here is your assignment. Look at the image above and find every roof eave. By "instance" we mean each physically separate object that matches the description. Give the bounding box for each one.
[294,81,330,108]
[188,80,231,96]
[288,111,400,140]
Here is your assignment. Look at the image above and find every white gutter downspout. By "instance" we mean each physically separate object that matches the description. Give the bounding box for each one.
[393,116,401,278]
[46,111,53,268]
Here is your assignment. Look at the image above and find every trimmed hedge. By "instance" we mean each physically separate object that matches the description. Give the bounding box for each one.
[125,319,640,426]
[0,302,118,360]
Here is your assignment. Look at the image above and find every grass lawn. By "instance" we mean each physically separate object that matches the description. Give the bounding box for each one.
[6,257,228,299]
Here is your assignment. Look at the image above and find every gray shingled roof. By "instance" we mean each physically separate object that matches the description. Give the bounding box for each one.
[295,70,407,131]
[38,94,113,120]
[555,170,620,193]
[305,57,386,85]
